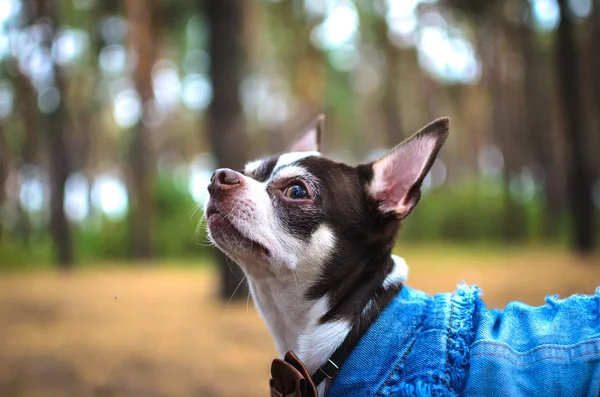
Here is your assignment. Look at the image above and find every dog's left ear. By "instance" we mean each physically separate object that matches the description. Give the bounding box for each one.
[289,114,324,152]
[367,117,449,219]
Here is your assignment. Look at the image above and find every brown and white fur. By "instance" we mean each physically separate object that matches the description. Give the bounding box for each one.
[203,115,449,395]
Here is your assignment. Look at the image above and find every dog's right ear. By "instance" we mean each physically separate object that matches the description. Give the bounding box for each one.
[288,114,324,153]
[366,118,449,219]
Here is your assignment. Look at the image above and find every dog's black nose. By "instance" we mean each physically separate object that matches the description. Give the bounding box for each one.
[208,168,241,196]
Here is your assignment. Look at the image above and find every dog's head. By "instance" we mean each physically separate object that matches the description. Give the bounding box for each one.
[204,116,448,288]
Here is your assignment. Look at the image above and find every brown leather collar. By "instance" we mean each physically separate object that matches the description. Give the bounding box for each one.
[270,351,318,397]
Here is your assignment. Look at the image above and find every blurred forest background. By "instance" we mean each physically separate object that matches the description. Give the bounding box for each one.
[1,0,600,269]
[1,0,600,396]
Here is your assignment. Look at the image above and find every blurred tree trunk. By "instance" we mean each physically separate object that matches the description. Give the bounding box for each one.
[518,3,564,238]
[488,23,526,242]
[371,12,403,145]
[206,0,249,300]
[10,3,41,245]
[382,42,406,148]
[0,124,7,239]
[555,0,595,254]
[261,0,324,155]
[590,1,600,164]
[125,0,158,259]
[13,71,38,244]
[77,1,120,220]
[38,0,74,268]
[382,46,403,145]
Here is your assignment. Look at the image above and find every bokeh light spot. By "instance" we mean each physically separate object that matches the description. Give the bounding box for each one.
[52,28,89,66]
[18,165,48,214]
[91,173,128,221]
[181,74,212,110]
[113,88,141,128]
[37,87,61,114]
[532,0,560,30]
[99,44,127,75]
[0,80,14,118]
[65,172,90,222]
[478,145,504,178]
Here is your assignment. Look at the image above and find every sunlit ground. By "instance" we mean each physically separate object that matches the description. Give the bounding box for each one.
[0,246,599,397]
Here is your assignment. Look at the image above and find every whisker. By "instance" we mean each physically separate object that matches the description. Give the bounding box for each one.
[189,204,204,219]
[228,273,247,303]
[291,268,299,290]
[291,266,306,290]
[192,203,209,245]
[224,254,237,275]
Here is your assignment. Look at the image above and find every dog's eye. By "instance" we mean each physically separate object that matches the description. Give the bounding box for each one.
[284,184,308,200]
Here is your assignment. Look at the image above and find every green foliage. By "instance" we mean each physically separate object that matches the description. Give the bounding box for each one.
[0,234,54,271]
[401,176,565,244]
[0,175,209,269]
[75,217,131,261]
[76,175,208,261]
[154,175,208,258]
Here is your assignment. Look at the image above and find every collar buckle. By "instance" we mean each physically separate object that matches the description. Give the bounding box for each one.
[317,359,339,380]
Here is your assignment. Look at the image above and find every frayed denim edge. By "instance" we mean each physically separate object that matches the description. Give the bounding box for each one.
[391,378,456,397]
[383,284,480,397]
[445,282,480,394]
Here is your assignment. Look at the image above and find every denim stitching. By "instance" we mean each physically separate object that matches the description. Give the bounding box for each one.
[470,338,600,355]
[374,340,416,397]
[469,350,600,366]
[374,301,429,397]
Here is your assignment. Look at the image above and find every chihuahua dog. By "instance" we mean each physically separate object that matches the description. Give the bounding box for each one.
[204,117,600,397]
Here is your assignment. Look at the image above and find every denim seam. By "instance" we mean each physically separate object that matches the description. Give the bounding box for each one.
[470,337,600,355]
[470,350,600,366]
[374,302,428,397]
[373,339,416,397]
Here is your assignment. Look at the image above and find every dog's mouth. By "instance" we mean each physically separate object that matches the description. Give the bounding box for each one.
[206,204,271,257]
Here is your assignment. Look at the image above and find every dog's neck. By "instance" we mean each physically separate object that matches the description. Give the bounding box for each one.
[249,273,337,369]
[248,255,408,388]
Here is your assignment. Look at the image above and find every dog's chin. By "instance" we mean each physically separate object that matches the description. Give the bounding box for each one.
[206,205,271,260]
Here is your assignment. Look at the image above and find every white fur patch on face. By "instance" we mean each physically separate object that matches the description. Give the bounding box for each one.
[272,165,311,182]
[294,224,336,272]
[274,151,320,172]
[383,255,409,289]
[244,159,265,175]
[223,176,282,257]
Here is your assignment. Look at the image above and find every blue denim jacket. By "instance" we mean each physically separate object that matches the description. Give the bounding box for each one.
[328,284,600,396]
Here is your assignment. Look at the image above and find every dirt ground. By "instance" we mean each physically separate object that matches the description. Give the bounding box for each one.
[0,248,599,397]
